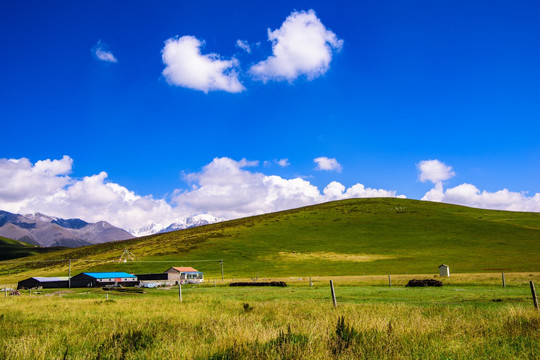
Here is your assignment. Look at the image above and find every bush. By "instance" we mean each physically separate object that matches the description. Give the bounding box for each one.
[331,315,358,354]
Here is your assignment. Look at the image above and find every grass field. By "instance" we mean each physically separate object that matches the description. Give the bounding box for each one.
[1,198,539,284]
[1,273,539,359]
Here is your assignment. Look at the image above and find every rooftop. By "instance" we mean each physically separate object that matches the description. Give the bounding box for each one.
[82,272,136,279]
[170,267,201,273]
[31,277,69,282]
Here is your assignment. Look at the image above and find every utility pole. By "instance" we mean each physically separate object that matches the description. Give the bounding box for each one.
[68,259,72,288]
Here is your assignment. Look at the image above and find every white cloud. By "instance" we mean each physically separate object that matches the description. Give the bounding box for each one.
[0,156,72,203]
[421,182,446,202]
[264,159,290,167]
[422,183,540,212]
[162,35,245,93]
[174,157,402,219]
[323,181,401,201]
[250,9,343,82]
[417,159,455,184]
[314,157,342,172]
[0,156,178,231]
[236,39,251,53]
[277,158,290,167]
[420,160,540,212]
[93,41,118,63]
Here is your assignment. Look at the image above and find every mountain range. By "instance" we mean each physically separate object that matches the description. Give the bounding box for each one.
[128,214,221,237]
[0,210,222,247]
[0,210,134,247]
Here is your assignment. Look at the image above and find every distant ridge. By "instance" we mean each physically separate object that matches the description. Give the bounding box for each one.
[0,210,134,248]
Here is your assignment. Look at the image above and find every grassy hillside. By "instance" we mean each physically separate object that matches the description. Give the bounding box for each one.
[0,236,65,261]
[1,198,539,281]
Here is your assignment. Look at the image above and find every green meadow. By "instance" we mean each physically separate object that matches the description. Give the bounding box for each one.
[1,274,540,360]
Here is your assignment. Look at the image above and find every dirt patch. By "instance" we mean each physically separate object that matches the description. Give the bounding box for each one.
[275,251,396,263]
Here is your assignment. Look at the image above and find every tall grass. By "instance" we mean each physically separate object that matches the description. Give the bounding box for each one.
[1,280,539,359]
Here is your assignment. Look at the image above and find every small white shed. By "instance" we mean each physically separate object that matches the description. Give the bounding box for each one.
[439,264,450,277]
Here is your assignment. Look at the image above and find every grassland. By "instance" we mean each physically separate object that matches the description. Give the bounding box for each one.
[0,198,538,283]
[1,273,539,359]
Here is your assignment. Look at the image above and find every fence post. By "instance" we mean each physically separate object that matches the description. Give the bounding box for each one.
[329,280,337,307]
[178,283,182,302]
[220,260,224,283]
[309,276,313,287]
[388,274,392,287]
[213,279,216,287]
[502,272,506,288]
[530,281,539,310]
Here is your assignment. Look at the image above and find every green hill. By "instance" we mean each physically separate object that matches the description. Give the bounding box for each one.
[1,198,539,281]
[0,236,65,261]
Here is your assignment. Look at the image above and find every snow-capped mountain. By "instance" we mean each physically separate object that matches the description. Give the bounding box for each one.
[0,210,134,247]
[129,214,222,237]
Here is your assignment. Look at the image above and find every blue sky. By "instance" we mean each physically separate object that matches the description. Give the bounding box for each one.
[1,1,539,232]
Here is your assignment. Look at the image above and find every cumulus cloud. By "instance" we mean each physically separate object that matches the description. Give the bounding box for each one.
[174,157,401,219]
[423,183,540,212]
[314,157,342,172]
[0,156,72,203]
[0,156,402,233]
[417,159,455,184]
[236,39,251,53]
[420,161,540,212]
[250,9,343,82]
[162,35,245,93]
[92,41,118,63]
[0,156,178,232]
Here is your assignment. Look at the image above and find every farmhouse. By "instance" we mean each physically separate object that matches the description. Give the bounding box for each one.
[70,272,138,287]
[17,276,69,290]
[165,267,204,284]
[136,272,177,286]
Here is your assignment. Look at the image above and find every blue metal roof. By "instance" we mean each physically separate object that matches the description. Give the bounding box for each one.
[32,277,69,282]
[83,272,136,279]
